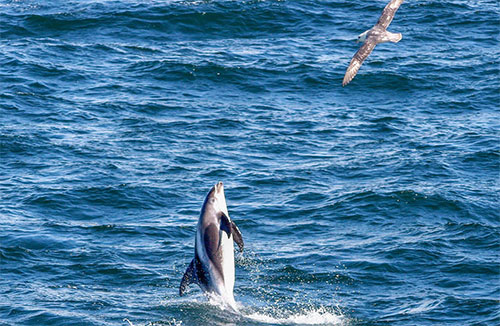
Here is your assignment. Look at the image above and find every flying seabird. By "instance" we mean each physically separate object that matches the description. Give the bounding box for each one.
[342,0,405,87]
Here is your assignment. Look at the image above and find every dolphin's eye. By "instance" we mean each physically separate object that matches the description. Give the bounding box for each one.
[210,198,216,204]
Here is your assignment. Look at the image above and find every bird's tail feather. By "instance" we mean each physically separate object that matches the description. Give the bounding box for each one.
[390,32,402,43]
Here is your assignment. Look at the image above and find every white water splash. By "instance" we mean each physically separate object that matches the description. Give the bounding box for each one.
[123,317,183,326]
[244,306,344,325]
[206,292,239,313]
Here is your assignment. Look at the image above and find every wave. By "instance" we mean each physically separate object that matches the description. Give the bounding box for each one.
[1,1,328,40]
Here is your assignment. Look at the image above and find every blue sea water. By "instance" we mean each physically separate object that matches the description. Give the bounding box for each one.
[1,0,499,325]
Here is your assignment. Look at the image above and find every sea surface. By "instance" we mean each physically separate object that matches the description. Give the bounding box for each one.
[1,0,499,325]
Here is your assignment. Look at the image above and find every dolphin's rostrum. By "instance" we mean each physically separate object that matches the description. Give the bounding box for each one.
[342,0,405,86]
[179,182,243,310]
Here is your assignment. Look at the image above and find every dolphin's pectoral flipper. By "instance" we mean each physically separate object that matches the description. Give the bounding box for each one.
[231,221,244,252]
[219,211,232,238]
[179,259,196,296]
[219,211,244,252]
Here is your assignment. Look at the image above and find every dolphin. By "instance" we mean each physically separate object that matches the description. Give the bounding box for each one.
[179,182,244,310]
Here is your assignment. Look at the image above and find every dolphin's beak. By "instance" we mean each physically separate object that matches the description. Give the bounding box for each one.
[215,181,224,194]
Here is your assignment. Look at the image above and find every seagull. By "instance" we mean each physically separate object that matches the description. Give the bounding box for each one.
[342,0,405,87]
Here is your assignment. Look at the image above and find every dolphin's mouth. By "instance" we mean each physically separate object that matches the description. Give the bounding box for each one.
[215,181,224,194]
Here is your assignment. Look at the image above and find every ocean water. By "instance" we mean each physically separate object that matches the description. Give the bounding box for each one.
[1,0,499,325]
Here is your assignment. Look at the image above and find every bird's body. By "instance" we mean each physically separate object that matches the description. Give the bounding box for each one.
[342,0,405,86]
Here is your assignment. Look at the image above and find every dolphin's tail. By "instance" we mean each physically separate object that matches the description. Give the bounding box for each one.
[179,259,196,296]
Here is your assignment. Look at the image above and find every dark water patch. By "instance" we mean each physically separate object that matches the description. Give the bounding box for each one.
[0,20,35,38]
[0,132,55,157]
[0,245,36,263]
[1,234,75,252]
[11,308,95,326]
[441,261,499,276]
[459,149,500,171]
[290,191,329,204]
[445,222,500,252]
[435,295,500,322]
[71,185,177,209]
[3,1,335,41]
[349,71,426,91]
[383,247,443,266]
[22,13,116,35]
[20,185,179,219]
[126,59,297,92]
[332,190,464,216]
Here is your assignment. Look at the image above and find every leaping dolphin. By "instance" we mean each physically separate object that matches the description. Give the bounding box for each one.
[179,182,244,310]
[342,0,405,86]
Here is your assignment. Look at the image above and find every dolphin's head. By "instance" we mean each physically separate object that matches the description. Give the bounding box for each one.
[205,181,229,217]
[357,30,369,43]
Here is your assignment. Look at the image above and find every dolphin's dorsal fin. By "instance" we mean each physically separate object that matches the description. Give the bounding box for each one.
[231,221,244,252]
[179,259,196,296]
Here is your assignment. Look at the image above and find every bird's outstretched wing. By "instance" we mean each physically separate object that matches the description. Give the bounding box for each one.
[342,40,377,87]
[376,0,404,29]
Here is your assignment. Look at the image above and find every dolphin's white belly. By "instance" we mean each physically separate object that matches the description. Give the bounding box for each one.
[195,224,236,308]
[220,232,235,297]
[219,201,235,300]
